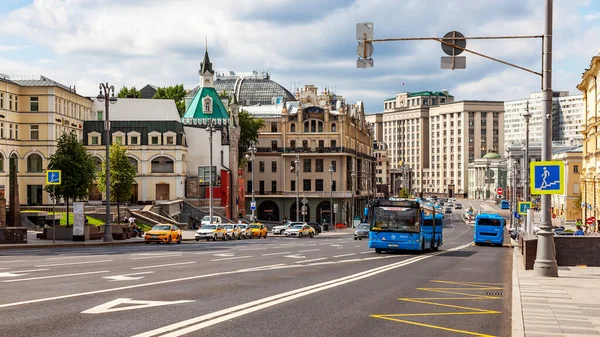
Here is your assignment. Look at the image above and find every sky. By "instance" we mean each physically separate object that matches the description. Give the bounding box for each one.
[1,0,600,113]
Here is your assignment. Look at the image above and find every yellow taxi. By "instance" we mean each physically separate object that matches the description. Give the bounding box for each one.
[223,223,242,240]
[250,223,268,238]
[145,224,182,244]
[238,223,253,239]
[283,223,315,238]
[195,224,228,241]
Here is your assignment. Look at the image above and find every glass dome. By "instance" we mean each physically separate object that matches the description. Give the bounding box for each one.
[212,77,297,106]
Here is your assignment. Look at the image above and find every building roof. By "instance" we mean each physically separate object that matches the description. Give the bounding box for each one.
[552,145,583,155]
[91,98,180,121]
[482,152,502,159]
[408,91,453,97]
[199,77,297,106]
[183,87,229,119]
[200,51,214,75]
[10,75,73,92]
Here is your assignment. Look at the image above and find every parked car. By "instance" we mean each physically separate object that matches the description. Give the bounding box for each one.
[272,221,301,235]
[195,224,228,241]
[238,224,253,239]
[284,224,315,238]
[307,222,322,235]
[354,223,370,240]
[223,224,242,240]
[454,203,463,209]
[201,216,222,227]
[145,224,182,244]
[250,223,268,238]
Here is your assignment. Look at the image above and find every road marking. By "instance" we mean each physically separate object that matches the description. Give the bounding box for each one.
[237,248,267,251]
[297,249,320,253]
[212,253,235,257]
[35,260,113,267]
[82,298,195,314]
[103,272,154,282]
[261,252,292,256]
[0,260,27,264]
[333,253,357,258]
[359,251,372,254]
[130,254,183,260]
[209,256,252,262]
[193,251,230,255]
[283,255,306,259]
[131,245,473,337]
[294,258,327,264]
[0,269,49,278]
[132,261,196,270]
[330,244,343,247]
[45,255,110,260]
[3,270,110,283]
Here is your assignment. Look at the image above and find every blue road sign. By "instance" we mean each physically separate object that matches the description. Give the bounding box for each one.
[513,212,521,219]
[46,170,61,185]
[530,161,564,195]
[250,201,256,210]
[518,202,532,215]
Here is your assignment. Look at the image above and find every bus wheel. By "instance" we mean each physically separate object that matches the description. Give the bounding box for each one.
[433,239,440,251]
[375,248,383,254]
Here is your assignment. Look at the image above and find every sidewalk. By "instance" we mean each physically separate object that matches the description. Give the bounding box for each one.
[0,230,146,249]
[513,248,600,337]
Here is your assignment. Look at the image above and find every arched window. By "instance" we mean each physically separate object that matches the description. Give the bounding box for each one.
[304,121,309,133]
[0,154,3,172]
[203,97,211,113]
[318,121,323,132]
[128,157,138,173]
[290,123,296,133]
[151,156,174,173]
[27,153,43,172]
[331,123,337,132]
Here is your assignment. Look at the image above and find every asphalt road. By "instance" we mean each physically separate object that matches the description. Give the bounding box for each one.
[0,200,512,337]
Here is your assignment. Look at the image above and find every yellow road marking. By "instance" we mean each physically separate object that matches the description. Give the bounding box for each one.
[397,298,501,313]
[371,315,497,337]
[374,311,499,317]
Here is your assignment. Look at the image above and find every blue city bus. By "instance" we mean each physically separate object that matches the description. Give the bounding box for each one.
[368,199,443,253]
[474,213,505,245]
[500,200,510,209]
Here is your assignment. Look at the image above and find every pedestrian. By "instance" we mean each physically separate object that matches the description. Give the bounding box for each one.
[123,216,128,224]
[128,216,135,225]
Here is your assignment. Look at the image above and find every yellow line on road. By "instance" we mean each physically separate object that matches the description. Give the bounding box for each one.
[371,315,497,337]
[373,311,499,317]
[397,298,501,313]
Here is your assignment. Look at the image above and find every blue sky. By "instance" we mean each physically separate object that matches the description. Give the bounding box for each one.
[1,0,600,113]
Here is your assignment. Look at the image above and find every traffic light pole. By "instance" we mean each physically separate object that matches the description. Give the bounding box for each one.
[358,0,558,277]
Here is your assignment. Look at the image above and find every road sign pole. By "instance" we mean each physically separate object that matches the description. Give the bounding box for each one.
[52,185,56,244]
[534,0,558,277]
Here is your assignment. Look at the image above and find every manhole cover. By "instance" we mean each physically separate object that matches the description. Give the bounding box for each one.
[485,292,503,296]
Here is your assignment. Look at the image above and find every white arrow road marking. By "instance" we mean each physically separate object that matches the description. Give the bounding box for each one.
[0,269,48,278]
[261,252,292,256]
[103,272,154,282]
[35,260,113,268]
[81,298,195,314]
[329,244,343,247]
[283,255,306,259]
[297,249,320,253]
[4,270,110,283]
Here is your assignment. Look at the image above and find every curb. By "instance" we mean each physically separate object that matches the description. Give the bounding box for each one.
[512,247,525,337]
[0,240,146,250]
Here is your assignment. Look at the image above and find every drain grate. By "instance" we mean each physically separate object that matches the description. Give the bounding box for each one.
[485,292,504,296]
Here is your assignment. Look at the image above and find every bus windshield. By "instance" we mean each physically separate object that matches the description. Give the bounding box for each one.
[372,207,419,233]
[478,218,502,226]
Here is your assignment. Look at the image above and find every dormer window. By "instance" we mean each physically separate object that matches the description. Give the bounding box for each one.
[203,97,212,114]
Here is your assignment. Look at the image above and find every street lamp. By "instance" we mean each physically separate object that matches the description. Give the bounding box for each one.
[351,170,357,226]
[293,154,300,222]
[329,164,334,230]
[523,101,532,203]
[245,141,257,222]
[206,119,217,224]
[97,83,117,242]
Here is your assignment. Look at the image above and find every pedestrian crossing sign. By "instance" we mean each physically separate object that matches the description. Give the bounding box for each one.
[518,202,532,215]
[530,161,563,195]
[46,170,61,185]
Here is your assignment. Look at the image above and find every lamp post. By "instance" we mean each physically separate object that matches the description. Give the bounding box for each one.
[523,101,531,203]
[329,164,334,230]
[351,170,357,226]
[294,154,300,222]
[246,141,257,222]
[206,119,217,224]
[97,83,117,242]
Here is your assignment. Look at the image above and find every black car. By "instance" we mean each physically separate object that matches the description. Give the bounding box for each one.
[445,207,452,214]
[307,222,322,235]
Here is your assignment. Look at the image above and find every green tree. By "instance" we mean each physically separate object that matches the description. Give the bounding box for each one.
[96,144,137,224]
[398,188,410,198]
[153,84,186,116]
[44,132,96,227]
[238,109,265,166]
[117,86,142,98]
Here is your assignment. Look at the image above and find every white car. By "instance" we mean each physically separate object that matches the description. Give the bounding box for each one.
[272,221,301,235]
[223,223,242,240]
[194,224,227,241]
[284,224,315,238]
[201,216,222,227]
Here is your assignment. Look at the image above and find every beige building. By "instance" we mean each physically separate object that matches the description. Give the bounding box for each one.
[551,147,583,222]
[243,85,374,225]
[577,55,600,223]
[0,75,92,205]
[467,153,507,200]
[85,98,187,203]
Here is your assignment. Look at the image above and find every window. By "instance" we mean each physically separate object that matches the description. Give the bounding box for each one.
[331,160,337,172]
[151,156,174,173]
[271,161,277,172]
[30,97,39,112]
[315,159,323,172]
[204,98,211,113]
[271,122,278,132]
[27,153,43,172]
[97,110,103,120]
[91,136,99,145]
[311,120,316,132]
[131,136,138,145]
[151,136,159,145]
[302,140,308,148]
[304,122,309,132]
[331,140,336,148]
[166,136,174,145]
[291,180,296,191]
[259,181,265,194]
[15,96,18,110]
[303,159,311,172]
[271,140,277,150]
[9,95,12,110]
[332,180,337,191]
[15,125,18,139]
[290,140,296,149]
[247,181,253,193]
[30,125,39,140]
[115,136,123,145]
[0,123,3,138]
[303,179,311,191]
[247,161,252,172]
[318,140,324,148]
[198,166,216,184]
[574,165,579,173]
[0,154,3,171]
[128,157,138,173]
[331,123,337,132]
[315,179,324,191]
[290,123,296,132]
[271,181,277,193]
[259,161,265,172]
[0,93,3,108]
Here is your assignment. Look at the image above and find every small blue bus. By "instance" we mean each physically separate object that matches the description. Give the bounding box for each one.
[474,213,505,245]
[500,200,510,209]
[368,199,443,253]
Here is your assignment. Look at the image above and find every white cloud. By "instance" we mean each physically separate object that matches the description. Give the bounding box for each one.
[0,0,598,112]
[0,44,31,52]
